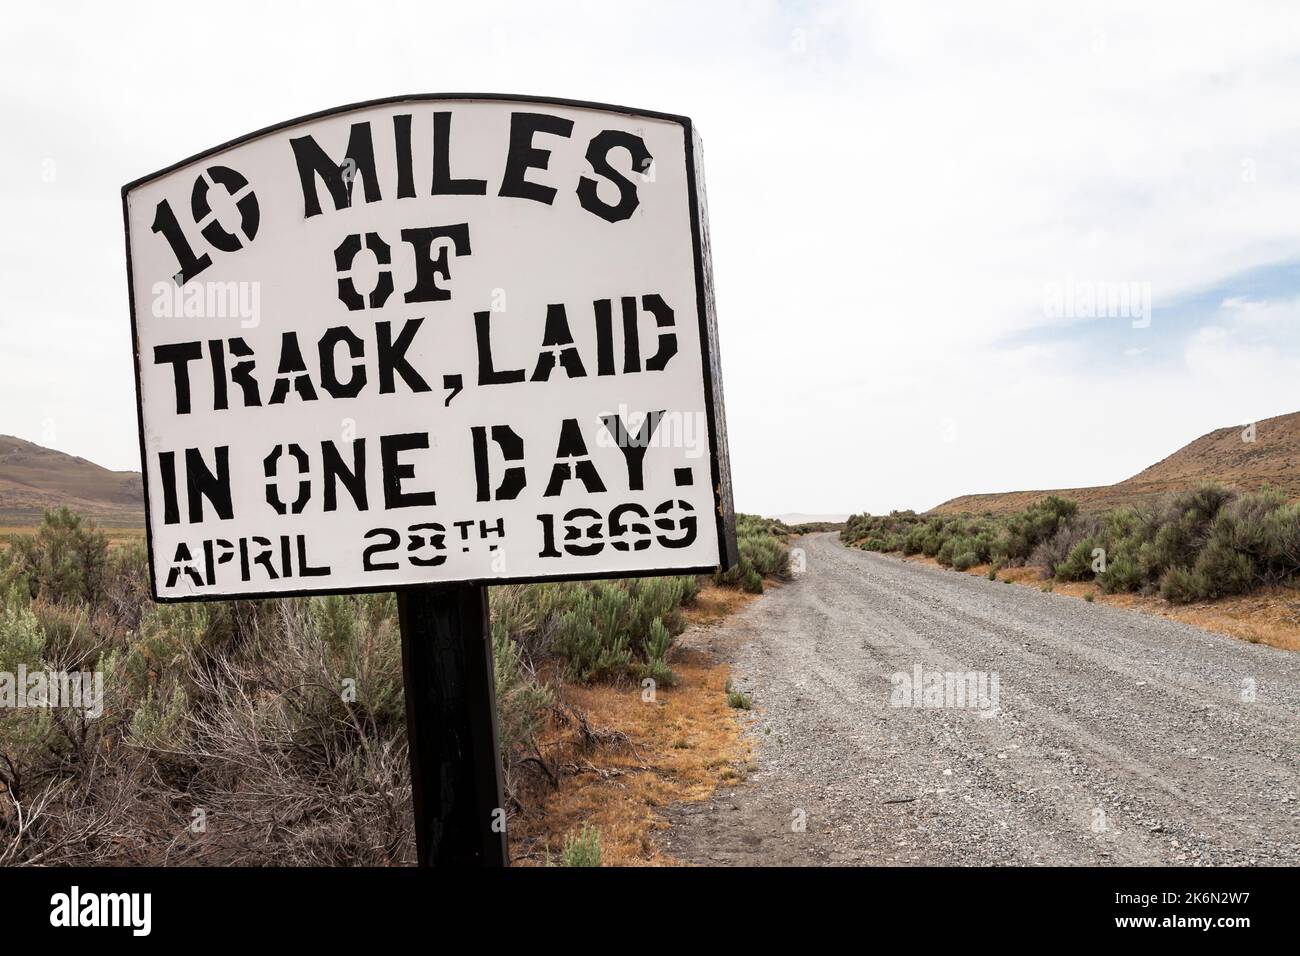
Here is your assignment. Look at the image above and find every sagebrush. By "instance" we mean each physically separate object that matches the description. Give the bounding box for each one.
[0,507,783,865]
[842,484,1300,603]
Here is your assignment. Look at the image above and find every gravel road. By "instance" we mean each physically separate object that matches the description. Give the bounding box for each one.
[660,533,1300,866]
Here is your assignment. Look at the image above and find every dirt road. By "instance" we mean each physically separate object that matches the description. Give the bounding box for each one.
[660,533,1300,865]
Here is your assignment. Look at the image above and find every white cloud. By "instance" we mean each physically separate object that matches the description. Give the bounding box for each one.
[1184,295,1300,386]
[2,1,1300,514]
[1217,295,1300,328]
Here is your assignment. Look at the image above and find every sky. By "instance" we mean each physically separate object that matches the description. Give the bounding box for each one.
[3,0,1300,516]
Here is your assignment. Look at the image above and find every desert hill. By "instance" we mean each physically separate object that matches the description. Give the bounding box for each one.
[0,435,143,527]
[930,410,1300,516]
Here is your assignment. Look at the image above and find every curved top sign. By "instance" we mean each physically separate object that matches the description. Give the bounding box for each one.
[123,94,735,601]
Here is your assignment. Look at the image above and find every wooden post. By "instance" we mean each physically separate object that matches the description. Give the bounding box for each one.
[397,584,508,867]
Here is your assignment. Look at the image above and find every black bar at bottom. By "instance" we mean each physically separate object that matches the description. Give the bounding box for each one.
[3,866,1289,940]
[397,583,507,867]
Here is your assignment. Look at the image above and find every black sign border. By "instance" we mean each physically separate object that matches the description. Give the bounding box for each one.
[122,92,737,603]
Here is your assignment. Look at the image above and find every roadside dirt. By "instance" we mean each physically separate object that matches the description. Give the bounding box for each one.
[508,584,757,866]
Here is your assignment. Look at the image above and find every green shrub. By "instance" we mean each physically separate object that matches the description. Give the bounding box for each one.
[736,514,793,540]
[0,588,45,673]
[4,507,110,605]
[843,483,1294,607]
[841,510,920,549]
[1206,491,1299,584]
[547,576,698,683]
[738,533,790,578]
[1098,552,1144,593]
[641,657,676,689]
[560,824,602,867]
[726,687,752,710]
[1030,515,1091,578]
[995,496,1078,565]
[922,530,945,558]
[1142,484,1237,578]
[1055,537,1102,581]
[715,515,792,590]
[1142,524,1194,579]
[1100,506,1148,544]
[553,586,632,682]
[1188,541,1256,600]
[1173,484,1239,526]
[1159,567,1199,603]
[1260,502,1300,578]
[626,577,680,637]
[492,617,554,758]
[640,617,677,687]
[1137,488,1294,603]
[128,681,189,750]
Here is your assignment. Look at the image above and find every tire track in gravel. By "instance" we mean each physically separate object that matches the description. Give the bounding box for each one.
[658,534,1300,866]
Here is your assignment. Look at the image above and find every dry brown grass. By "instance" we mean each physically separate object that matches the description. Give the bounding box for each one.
[0,524,145,550]
[682,581,762,626]
[508,584,757,866]
[997,565,1048,586]
[1095,587,1300,651]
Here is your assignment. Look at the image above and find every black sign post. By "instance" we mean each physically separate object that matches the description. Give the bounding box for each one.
[397,583,508,866]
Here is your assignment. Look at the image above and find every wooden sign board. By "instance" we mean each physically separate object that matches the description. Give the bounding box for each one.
[123,95,736,601]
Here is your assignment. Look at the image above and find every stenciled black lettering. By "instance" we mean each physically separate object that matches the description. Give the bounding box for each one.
[380,433,437,509]
[475,311,526,385]
[290,122,381,217]
[432,111,487,195]
[377,319,431,394]
[577,129,650,223]
[499,112,574,205]
[401,223,471,304]
[154,341,203,415]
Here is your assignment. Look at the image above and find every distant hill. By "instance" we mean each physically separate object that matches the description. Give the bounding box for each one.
[930,410,1300,516]
[0,436,143,528]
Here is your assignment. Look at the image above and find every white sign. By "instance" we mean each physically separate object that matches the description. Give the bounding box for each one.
[124,95,735,601]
